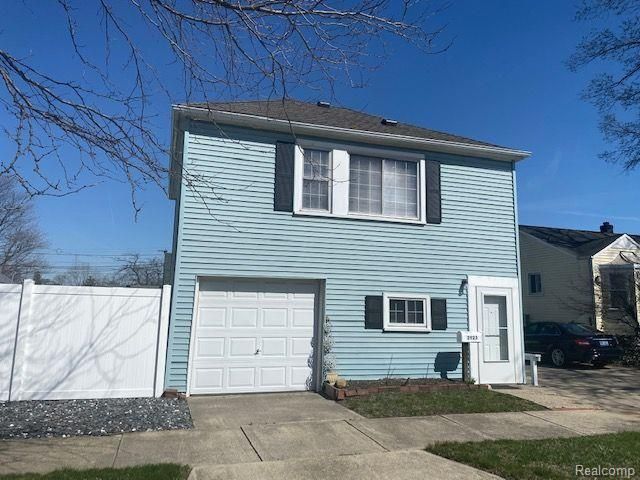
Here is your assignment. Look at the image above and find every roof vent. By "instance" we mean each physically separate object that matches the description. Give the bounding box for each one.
[317,101,331,108]
[600,221,614,234]
[381,118,398,126]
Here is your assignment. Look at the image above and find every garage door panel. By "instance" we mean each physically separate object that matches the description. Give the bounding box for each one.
[195,337,225,358]
[292,309,314,327]
[193,368,223,389]
[199,307,226,327]
[191,279,317,394]
[227,368,255,388]
[261,337,287,356]
[231,308,258,327]
[229,337,257,356]
[260,367,287,387]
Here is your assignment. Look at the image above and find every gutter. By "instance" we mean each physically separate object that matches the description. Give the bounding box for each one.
[172,105,531,163]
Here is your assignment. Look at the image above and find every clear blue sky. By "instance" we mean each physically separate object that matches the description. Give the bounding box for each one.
[2,1,638,274]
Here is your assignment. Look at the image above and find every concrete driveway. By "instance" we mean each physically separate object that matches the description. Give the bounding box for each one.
[502,365,640,412]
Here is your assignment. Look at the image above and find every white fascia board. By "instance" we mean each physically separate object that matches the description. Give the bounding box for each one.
[172,105,531,163]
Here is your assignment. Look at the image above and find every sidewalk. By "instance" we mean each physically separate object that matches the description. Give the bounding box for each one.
[2,409,640,478]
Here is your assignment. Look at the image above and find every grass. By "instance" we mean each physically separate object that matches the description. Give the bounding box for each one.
[0,464,190,480]
[342,388,546,417]
[427,433,640,480]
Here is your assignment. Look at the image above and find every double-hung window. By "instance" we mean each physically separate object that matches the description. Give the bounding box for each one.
[302,149,331,211]
[349,155,418,219]
[383,293,431,332]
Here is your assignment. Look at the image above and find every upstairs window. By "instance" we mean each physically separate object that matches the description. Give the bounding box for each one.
[302,149,331,211]
[528,273,542,295]
[349,155,418,219]
[608,270,634,310]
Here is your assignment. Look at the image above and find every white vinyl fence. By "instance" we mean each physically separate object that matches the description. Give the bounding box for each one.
[0,280,170,401]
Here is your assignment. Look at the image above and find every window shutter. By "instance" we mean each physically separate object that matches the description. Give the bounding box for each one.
[431,298,447,330]
[274,142,295,212]
[426,160,441,224]
[364,295,383,329]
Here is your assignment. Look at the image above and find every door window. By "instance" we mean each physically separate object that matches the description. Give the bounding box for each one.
[483,295,509,361]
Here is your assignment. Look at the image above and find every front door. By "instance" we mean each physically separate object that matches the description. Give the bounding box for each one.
[468,276,524,384]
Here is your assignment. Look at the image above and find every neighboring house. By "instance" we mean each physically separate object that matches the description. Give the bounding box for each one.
[165,99,530,394]
[520,222,640,335]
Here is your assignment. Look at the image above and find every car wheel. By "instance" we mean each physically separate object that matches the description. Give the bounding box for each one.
[550,348,566,367]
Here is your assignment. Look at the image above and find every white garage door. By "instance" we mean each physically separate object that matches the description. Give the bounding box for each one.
[189,278,318,395]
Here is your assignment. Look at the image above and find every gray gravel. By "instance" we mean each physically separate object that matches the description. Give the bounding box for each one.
[0,397,193,439]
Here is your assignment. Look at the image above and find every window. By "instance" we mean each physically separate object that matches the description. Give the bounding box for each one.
[383,293,431,332]
[528,273,542,295]
[608,270,633,310]
[302,149,331,211]
[349,155,418,219]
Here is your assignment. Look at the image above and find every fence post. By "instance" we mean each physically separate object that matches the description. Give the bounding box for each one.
[9,279,35,401]
[154,285,172,397]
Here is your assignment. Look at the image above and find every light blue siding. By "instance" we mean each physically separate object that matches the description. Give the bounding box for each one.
[166,122,518,390]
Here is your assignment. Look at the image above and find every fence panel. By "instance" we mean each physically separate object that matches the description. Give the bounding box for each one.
[0,285,22,401]
[2,280,170,401]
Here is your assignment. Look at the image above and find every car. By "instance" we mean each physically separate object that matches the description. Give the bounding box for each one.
[524,321,623,368]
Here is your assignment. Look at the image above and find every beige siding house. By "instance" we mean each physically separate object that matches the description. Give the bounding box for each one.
[520,222,640,335]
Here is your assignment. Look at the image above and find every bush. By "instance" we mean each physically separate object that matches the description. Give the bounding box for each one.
[618,335,640,367]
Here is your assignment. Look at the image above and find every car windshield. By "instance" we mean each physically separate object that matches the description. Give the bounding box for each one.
[561,323,595,336]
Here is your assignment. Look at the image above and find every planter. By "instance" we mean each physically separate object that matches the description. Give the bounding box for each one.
[323,380,488,401]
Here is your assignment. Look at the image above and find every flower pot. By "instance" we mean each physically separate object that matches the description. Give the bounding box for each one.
[326,371,338,386]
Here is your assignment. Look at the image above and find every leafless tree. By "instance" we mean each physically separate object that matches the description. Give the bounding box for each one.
[52,262,103,286]
[1,1,447,213]
[0,176,47,281]
[569,0,640,170]
[115,254,164,287]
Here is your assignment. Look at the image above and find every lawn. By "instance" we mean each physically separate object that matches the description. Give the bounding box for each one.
[427,432,640,480]
[342,388,546,417]
[0,464,190,480]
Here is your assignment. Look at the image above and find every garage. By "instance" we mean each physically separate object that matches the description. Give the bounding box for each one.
[188,278,319,395]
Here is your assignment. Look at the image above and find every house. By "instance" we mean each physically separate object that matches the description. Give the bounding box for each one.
[520,222,640,335]
[165,99,530,394]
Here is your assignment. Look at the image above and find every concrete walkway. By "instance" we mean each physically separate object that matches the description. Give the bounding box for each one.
[2,392,640,479]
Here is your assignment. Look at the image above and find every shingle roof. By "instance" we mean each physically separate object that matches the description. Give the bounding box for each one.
[186,99,506,149]
[520,225,640,257]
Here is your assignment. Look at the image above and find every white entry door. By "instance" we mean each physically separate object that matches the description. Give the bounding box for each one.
[468,276,524,384]
[189,278,318,395]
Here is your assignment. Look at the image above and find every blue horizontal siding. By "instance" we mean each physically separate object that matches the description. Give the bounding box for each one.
[165,123,518,390]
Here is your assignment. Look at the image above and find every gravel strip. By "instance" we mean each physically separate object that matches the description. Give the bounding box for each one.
[0,397,193,439]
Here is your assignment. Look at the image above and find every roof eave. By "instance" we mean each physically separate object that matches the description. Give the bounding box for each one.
[172,104,531,163]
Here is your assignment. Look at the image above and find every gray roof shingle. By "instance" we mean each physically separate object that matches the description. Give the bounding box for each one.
[186,99,506,149]
[520,225,640,257]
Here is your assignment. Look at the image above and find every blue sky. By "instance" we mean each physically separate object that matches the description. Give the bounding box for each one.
[2,1,638,274]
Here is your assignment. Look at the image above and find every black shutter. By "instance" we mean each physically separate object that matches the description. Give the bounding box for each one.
[431,298,447,330]
[364,295,383,329]
[274,142,295,212]
[426,160,441,224]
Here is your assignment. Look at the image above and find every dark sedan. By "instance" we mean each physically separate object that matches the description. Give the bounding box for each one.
[524,321,623,368]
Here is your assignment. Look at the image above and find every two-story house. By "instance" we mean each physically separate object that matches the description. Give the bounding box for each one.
[520,222,640,335]
[165,99,530,394]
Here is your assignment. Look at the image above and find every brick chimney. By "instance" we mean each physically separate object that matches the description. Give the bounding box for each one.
[600,221,614,234]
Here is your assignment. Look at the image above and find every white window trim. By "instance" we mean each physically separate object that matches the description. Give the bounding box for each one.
[299,147,333,213]
[527,272,543,296]
[293,141,427,224]
[382,292,432,332]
